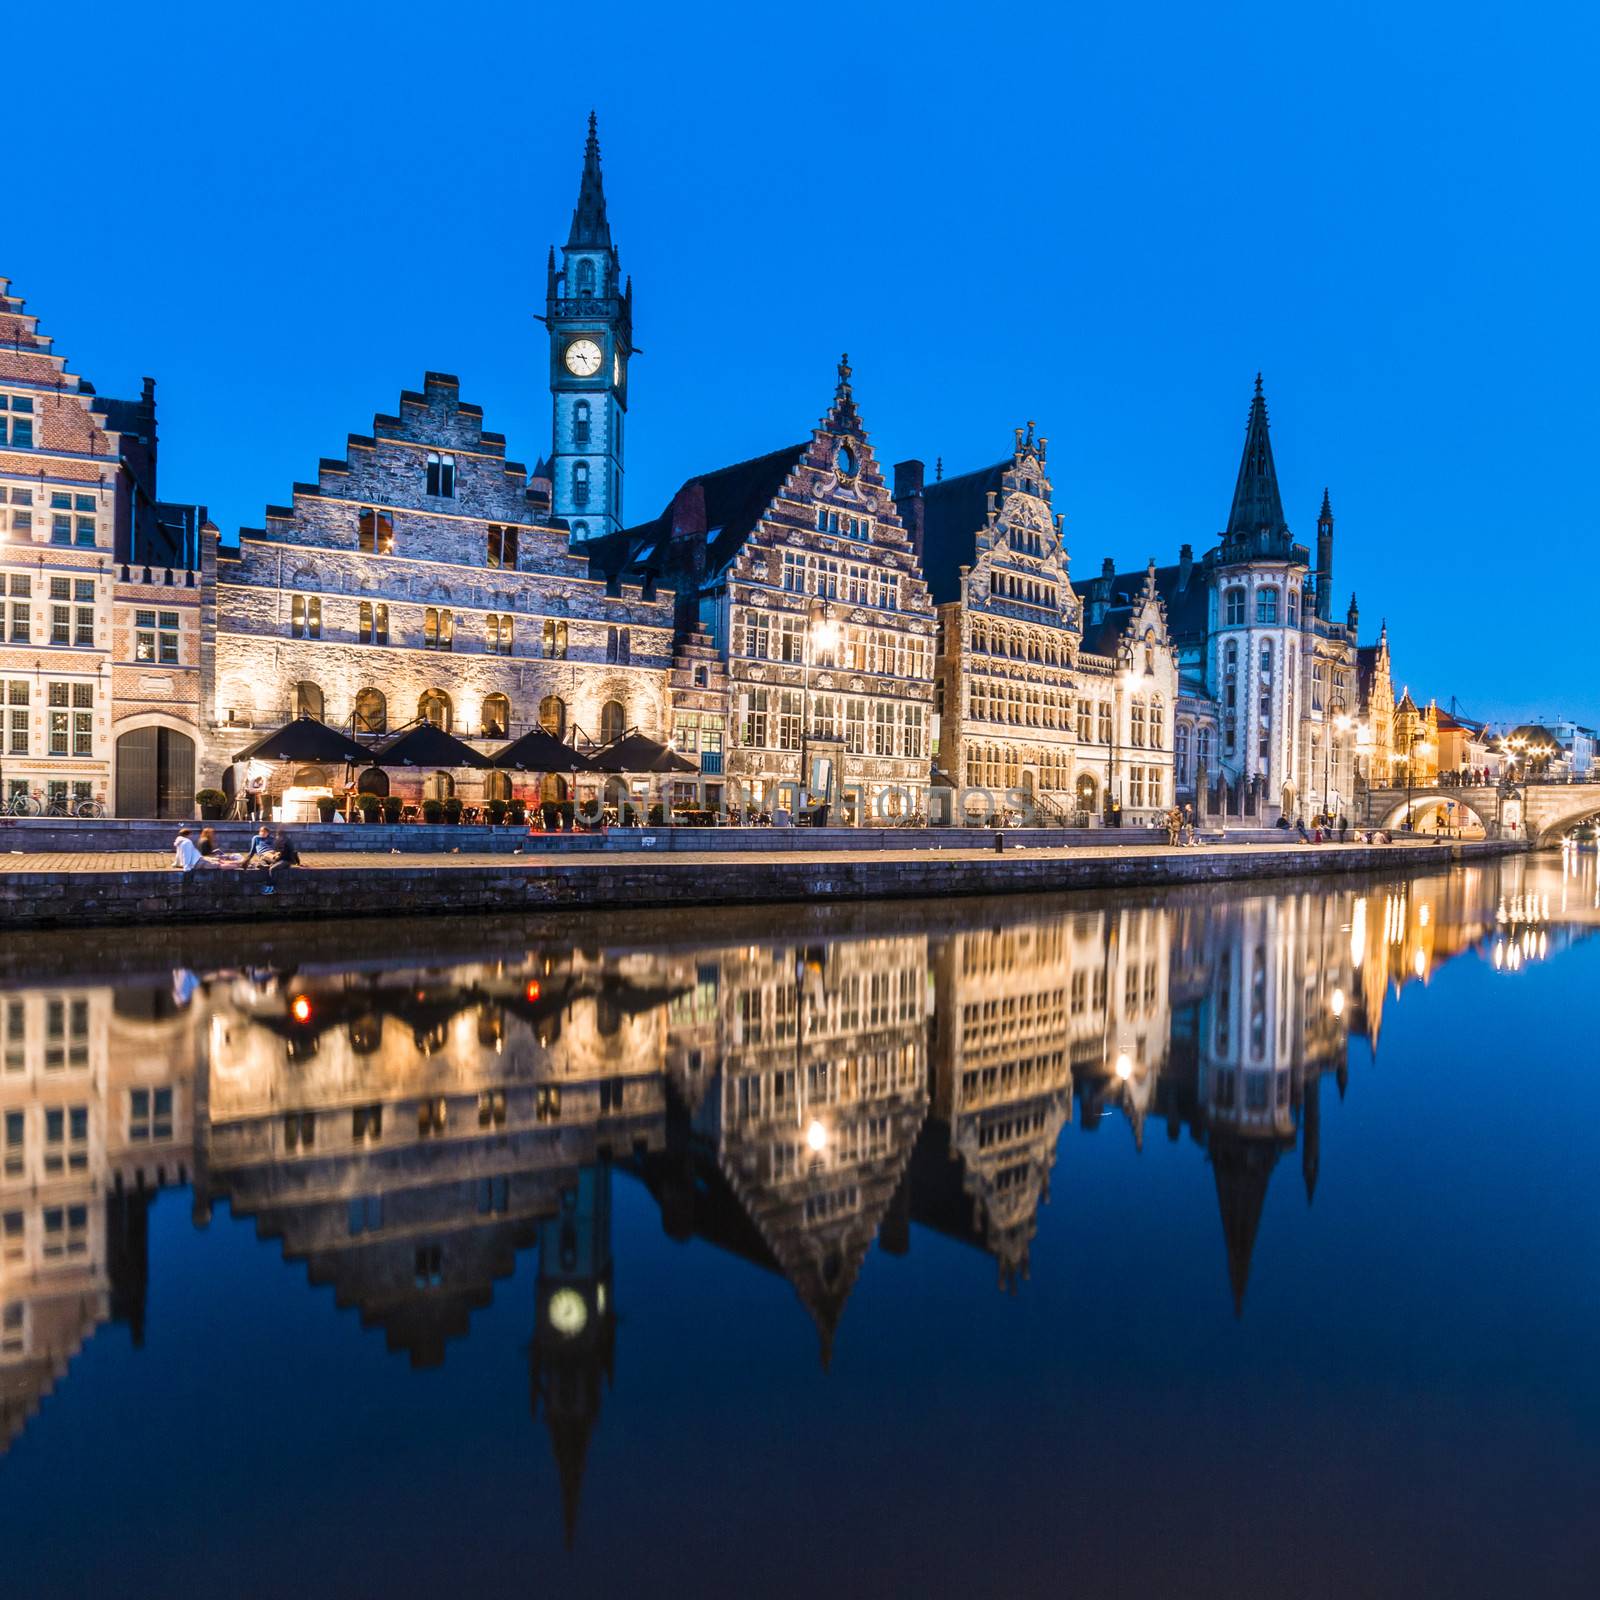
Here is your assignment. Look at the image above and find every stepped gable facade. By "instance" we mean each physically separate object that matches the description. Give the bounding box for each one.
[201,370,675,801]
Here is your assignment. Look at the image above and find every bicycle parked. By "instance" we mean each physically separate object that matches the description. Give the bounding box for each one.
[4,790,106,819]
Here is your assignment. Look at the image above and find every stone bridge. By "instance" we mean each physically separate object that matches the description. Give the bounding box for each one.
[1361,783,1600,845]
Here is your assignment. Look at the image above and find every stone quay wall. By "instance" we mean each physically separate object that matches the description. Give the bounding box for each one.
[0,839,1518,930]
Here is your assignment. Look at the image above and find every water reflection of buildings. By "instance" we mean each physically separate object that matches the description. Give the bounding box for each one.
[3,857,1589,1543]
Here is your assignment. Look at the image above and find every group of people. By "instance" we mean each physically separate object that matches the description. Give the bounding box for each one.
[1439,766,1496,787]
[172,825,302,875]
[1162,804,1202,846]
[1280,812,1351,843]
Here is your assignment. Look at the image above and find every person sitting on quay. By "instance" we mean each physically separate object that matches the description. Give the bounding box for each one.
[269,830,303,876]
[1295,816,1313,844]
[172,827,218,872]
[244,826,275,869]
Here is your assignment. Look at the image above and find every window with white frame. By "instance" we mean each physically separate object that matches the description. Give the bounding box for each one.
[135,609,180,664]
[6,681,27,755]
[4,483,32,538]
[50,492,97,546]
[0,392,34,447]
[129,1087,174,1142]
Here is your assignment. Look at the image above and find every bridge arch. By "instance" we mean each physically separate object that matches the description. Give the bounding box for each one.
[1372,789,1493,837]
[1526,787,1600,847]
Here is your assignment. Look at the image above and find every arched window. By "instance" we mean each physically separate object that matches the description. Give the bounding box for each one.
[425,452,455,498]
[419,689,453,731]
[485,769,512,801]
[1256,586,1279,624]
[540,773,568,804]
[1150,699,1165,749]
[354,688,387,735]
[572,462,590,506]
[539,695,566,738]
[423,771,455,801]
[356,766,389,797]
[572,521,588,542]
[293,765,330,789]
[1176,723,1190,780]
[1198,727,1212,767]
[357,508,393,555]
[294,681,323,721]
[542,618,568,659]
[1224,587,1245,626]
[600,700,626,743]
[575,258,596,297]
[1259,641,1273,677]
[573,399,591,448]
[482,693,511,739]
[486,613,513,655]
[1224,640,1238,672]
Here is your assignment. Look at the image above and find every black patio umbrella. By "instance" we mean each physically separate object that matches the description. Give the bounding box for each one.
[491,725,598,773]
[233,714,374,766]
[588,730,698,775]
[371,721,495,770]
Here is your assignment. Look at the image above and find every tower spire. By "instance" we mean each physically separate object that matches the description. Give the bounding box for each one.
[567,111,611,249]
[1225,374,1288,541]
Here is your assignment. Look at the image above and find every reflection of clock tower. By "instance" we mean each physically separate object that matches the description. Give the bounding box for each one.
[530,1164,615,1549]
[546,112,632,545]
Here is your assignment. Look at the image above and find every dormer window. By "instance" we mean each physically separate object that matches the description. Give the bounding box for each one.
[426,452,455,498]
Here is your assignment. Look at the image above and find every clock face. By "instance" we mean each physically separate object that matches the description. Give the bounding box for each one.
[547,1287,588,1337]
[564,338,603,377]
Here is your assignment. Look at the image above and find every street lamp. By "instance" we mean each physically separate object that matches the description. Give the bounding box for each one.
[1322,699,1349,822]
[798,599,839,822]
[1404,730,1430,830]
[1108,651,1138,826]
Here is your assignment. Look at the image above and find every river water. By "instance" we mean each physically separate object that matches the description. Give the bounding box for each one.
[1,854,1596,1598]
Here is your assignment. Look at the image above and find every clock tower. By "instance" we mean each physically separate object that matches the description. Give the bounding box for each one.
[547,113,632,545]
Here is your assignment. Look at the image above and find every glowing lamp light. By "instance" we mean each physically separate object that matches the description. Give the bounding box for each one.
[290,995,312,1024]
[1419,904,1431,927]
[1330,987,1345,1018]
[1114,1052,1133,1081]
[805,1119,828,1153]
[812,618,841,656]
[1413,949,1427,978]
[525,980,542,1002]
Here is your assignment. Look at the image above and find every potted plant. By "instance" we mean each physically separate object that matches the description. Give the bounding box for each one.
[420,797,444,824]
[196,788,228,821]
[541,800,562,831]
[315,796,338,824]
[381,795,403,825]
[442,796,463,825]
[559,800,576,831]
[507,798,526,825]
[355,792,381,823]
[486,798,508,826]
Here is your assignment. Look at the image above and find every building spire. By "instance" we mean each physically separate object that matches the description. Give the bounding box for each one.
[567,111,612,249]
[836,351,852,396]
[1225,374,1289,541]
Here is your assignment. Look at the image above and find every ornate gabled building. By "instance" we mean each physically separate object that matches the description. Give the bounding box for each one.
[592,359,936,820]
[905,425,1180,824]
[1354,622,1397,787]
[202,371,675,805]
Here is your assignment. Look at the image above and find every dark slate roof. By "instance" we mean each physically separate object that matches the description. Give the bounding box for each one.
[917,461,1006,604]
[1226,376,1290,540]
[592,442,809,591]
[1092,562,1209,642]
[1081,605,1133,658]
[1355,644,1381,707]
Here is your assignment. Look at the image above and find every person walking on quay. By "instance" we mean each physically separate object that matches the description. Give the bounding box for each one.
[1338,814,1349,843]
[1182,803,1197,846]
[1165,805,1183,846]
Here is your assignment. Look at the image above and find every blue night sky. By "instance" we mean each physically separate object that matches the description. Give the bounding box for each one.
[11,0,1596,723]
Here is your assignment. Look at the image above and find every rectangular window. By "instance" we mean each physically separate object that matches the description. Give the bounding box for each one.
[486,524,519,569]
[741,688,769,749]
[2,998,22,1073]
[357,508,394,555]
[129,1086,175,1142]
[135,608,180,662]
[9,600,28,642]
[3,1109,23,1178]
[51,605,69,644]
[425,453,455,498]
[1097,704,1113,744]
[1,1212,23,1268]
[542,619,567,659]
[0,392,35,448]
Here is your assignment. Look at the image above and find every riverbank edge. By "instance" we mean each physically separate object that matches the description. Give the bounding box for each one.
[0,838,1521,930]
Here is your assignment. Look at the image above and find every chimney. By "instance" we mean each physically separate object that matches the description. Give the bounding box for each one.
[893,459,926,563]
[1178,542,1193,589]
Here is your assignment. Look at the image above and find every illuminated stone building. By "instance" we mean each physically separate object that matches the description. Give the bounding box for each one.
[904,425,1180,824]
[592,360,936,820]
[1354,622,1396,787]
[200,373,675,805]
[0,276,203,817]
[1079,379,1386,823]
